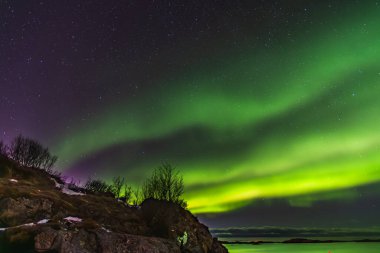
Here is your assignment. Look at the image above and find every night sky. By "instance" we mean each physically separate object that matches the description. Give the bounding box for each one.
[1,0,380,234]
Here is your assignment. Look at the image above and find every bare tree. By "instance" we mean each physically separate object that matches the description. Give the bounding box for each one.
[9,135,57,170]
[85,178,112,194]
[111,176,126,198]
[0,141,7,156]
[142,171,159,200]
[132,187,142,206]
[142,162,186,207]
[123,184,133,204]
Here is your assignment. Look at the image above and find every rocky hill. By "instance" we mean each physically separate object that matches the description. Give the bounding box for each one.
[0,155,227,253]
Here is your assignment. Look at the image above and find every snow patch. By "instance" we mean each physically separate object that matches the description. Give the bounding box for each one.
[51,178,86,196]
[51,178,63,189]
[9,179,18,183]
[0,220,48,231]
[61,187,85,196]
[22,223,35,227]
[64,217,82,223]
[37,219,49,224]
[101,227,112,233]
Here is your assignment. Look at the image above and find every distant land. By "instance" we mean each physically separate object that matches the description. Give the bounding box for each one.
[220,238,380,245]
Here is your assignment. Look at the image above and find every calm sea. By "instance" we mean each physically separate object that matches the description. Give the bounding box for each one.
[225,242,380,253]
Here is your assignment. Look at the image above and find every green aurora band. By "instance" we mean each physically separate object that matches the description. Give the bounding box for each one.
[52,6,380,214]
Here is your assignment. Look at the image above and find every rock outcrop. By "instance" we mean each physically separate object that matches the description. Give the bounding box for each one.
[141,199,227,253]
[0,155,228,253]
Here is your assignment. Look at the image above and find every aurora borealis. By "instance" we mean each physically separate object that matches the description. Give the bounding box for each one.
[1,0,380,229]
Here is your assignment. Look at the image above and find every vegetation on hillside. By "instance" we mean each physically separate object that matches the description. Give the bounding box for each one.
[9,135,57,170]
[142,163,186,207]
[83,163,187,207]
[0,135,187,208]
[0,141,6,156]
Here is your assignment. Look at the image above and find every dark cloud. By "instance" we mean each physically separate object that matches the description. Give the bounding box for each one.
[199,183,380,229]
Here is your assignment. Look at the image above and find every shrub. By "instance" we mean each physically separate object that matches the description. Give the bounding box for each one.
[0,141,7,156]
[84,178,112,194]
[132,187,142,206]
[123,184,133,203]
[0,141,7,155]
[111,176,126,198]
[67,178,84,192]
[177,231,188,248]
[9,135,57,170]
[142,162,186,208]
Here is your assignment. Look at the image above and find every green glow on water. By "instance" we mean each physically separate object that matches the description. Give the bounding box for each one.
[226,243,380,253]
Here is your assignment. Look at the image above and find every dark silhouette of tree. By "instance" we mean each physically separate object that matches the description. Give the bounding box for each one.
[111,176,126,198]
[4,136,189,208]
[142,171,158,200]
[0,141,7,156]
[84,178,112,194]
[132,187,143,206]
[123,184,133,203]
[142,162,186,208]
[9,135,57,170]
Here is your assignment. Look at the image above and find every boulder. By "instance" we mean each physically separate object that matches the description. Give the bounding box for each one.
[141,198,227,253]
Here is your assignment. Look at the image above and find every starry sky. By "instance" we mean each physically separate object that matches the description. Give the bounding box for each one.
[1,0,380,233]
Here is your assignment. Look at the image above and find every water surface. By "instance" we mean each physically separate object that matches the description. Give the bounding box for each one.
[226,242,380,253]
